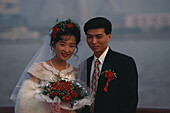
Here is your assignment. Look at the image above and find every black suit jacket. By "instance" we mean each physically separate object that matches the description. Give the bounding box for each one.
[82,48,138,113]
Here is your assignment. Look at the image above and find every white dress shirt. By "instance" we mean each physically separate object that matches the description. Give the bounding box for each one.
[90,47,109,82]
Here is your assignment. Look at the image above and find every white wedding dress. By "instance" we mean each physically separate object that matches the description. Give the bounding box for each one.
[15,62,77,113]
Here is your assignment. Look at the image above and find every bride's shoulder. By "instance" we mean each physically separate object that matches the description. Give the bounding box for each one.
[28,62,45,71]
[67,63,77,72]
[27,62,47,79]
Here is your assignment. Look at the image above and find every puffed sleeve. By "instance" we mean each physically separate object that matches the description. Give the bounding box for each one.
[27,63,46,80]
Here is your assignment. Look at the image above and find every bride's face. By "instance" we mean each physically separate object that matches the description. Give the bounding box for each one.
[53,35,76,62]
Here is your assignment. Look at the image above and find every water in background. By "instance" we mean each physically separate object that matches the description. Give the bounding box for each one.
[0,36,170,109]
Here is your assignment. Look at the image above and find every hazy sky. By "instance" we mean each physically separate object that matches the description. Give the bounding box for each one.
[19,0,170,27]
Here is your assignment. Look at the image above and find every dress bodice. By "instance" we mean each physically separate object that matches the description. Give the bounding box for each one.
[15,62,78,113]
[27,62,77,82]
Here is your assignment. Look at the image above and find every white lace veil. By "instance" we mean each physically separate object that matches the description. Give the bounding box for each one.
[10,29,89,102]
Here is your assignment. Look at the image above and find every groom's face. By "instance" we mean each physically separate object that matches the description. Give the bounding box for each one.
[86,28,111,58]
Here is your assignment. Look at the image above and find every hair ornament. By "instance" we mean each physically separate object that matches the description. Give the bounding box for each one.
[50,19,80,39]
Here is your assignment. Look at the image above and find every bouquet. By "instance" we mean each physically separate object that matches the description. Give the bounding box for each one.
[35,76,92,111]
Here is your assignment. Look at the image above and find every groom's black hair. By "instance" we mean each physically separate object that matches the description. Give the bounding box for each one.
[84,17,112,35]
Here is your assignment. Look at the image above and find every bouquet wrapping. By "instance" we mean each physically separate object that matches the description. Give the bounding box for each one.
[35,76,92,111]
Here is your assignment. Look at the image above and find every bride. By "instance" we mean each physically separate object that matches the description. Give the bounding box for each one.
[10,19,82,113]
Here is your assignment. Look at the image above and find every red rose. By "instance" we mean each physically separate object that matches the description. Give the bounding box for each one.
[67,22,74,28]
[64,84,72,92]
[53,26,60,33]
[51,32,56,38]
[66,81,72,85]
[52,86,58,90]
[58,92,64,97]
[71,90,78,98]
[51,26,60,38]
[104,71,117,92]
[63,95,72,102]
[52,82,59,87]
[51,82,59,90]
[50,92,58,97]
[57,85,64,90]
[105,71,115,79]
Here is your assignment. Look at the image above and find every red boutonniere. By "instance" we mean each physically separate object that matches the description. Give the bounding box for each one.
[102,70,117,92]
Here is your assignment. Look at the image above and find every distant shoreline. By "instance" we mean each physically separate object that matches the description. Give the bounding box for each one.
[0,32,170,44]
[0,38,44,44]
[113,32,170,39]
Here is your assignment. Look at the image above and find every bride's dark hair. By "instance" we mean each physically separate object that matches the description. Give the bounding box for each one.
[50,19,81,55]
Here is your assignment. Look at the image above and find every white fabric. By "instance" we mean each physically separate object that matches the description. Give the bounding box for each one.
[90,47,109,81]
[10,27,89,113]
[15,80,51,113]
[10,34,54,101]
[15,62,77,113]
[10,31,88,101]
[27,62,76,81]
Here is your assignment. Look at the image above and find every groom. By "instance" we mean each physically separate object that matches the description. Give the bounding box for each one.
[82,17,138,113]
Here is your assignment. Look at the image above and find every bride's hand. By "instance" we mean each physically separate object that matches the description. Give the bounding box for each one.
[69,110,76,113]
[60,108,76,113]
[50,103,77,113]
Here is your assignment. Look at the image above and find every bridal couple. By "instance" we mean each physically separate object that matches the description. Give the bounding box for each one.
[11,17,138,113]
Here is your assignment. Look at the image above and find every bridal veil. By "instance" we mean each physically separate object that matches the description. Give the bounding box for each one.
[10,24,89,101]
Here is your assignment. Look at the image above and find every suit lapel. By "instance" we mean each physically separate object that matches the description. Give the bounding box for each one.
[87,49,114,103]
[95,48,113,100]
[87,56,93,87]
[101,48,113,72]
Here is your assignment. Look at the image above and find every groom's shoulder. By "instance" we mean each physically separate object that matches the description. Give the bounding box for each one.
[110,49,134,61]
[87,55,93,62]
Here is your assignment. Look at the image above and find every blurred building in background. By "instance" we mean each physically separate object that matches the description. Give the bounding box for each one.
[0,0,40,40]
[125,13,170,32]
[0,0,19,14]
[0,0,21,28]
[1,0,170,40]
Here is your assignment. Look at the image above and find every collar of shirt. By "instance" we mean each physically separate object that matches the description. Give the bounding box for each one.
[94,47,109,67]
[90,47,109,81]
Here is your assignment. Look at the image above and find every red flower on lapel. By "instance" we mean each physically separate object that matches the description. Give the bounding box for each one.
[103,70,117,92]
